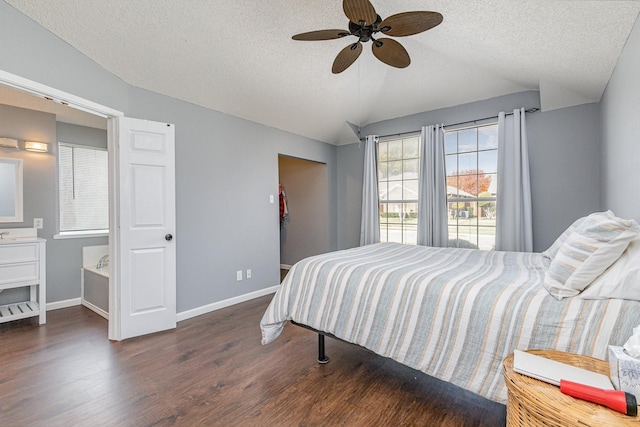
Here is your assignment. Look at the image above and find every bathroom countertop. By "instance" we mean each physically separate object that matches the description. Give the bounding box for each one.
[0,237,46,245]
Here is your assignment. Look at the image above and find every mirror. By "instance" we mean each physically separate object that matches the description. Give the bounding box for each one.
[0,157,23,222]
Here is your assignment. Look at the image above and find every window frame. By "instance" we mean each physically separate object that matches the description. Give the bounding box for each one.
[444,122,498,250]
[377,134,421,246]
[56,141,109,238]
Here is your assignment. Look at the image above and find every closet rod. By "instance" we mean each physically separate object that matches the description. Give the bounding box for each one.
[367,107,540,141]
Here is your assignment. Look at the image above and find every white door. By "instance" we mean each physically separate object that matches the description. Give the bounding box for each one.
[110,117,176,340]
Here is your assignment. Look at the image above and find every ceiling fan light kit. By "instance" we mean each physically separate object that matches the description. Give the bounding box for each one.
[293,0,443,73]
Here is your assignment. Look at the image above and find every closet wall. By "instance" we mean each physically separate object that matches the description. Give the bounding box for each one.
[278,155,329,266]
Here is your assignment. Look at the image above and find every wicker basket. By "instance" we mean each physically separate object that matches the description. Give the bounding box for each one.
[502,350,639,426]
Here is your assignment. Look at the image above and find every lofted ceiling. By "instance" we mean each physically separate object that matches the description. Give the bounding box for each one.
[3,0,640,144]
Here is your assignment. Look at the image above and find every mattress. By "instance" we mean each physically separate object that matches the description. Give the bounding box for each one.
[261,242,640,403]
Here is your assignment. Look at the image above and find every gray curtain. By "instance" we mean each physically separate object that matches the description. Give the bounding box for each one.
[496,108,533,252]
[417,125,448,247]
[360,135,380,246]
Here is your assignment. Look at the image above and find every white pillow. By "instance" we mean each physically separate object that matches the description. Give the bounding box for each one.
[542,216,586,261]
[580,238,640,301]
[543,211,640,300]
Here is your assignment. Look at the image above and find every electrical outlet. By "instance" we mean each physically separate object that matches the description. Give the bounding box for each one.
[246,269,252,279]
[34,218,43,229]
[236,270,243,281]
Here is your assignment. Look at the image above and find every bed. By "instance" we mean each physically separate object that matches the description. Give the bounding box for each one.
[260,213,640,404]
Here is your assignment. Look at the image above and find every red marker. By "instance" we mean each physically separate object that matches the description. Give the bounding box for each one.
[560,379,638,416]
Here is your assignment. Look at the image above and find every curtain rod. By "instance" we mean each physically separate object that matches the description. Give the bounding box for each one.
[368,107,540,141]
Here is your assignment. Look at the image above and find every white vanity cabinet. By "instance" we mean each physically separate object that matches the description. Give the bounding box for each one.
[0,238,46,324]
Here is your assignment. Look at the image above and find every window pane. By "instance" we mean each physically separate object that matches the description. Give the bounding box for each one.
[388,182,403,200]
[403,225,417,245]
[458,152,477,173]
[446,175,459,197]
[379,181,388,201]
[378,141,388,162]
[478,226,496,250]
[387,160,403,180]
[477,173,493,195]
[478,124,498,150]
[445,132,457,154]
[403,137,419,158]
[485,173,497,196]
[456,174,478,196]
[478,150,497,174]
[445,154,457,175]
[403,203,418,223]
[379,203,388,224]
[403,159,419,180]
[380,226,388,243]
[457,224,478,248]
[378,161,388,180]
[403,180,418,200]
[388,140,403,160]
[458,128,477,153]
[479,200,497,221]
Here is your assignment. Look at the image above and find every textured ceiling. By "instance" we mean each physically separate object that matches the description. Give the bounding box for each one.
[4,0,640,144]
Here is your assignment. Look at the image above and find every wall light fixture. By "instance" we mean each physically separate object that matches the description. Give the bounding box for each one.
[0,137,19,148]
[24,141,49,153]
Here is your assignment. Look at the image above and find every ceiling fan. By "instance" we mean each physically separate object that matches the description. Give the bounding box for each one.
[292,0,443,74]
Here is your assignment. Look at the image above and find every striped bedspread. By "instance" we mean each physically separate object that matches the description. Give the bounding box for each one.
[260,243,640,403]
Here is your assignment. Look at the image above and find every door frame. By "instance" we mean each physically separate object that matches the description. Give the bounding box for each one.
[0,69,127,339]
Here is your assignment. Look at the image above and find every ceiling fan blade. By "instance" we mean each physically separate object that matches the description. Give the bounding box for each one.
[371,38,410,69]
[343,0,377,26]
[332,42,363,74]
[292,29,351,41]
[380,11,444,37]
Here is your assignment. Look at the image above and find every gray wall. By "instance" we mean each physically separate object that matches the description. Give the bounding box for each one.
[336,142,365,250]
[600,14,640,223]
[279,155,329,266]
[57,122,107,149]
[0,105,109,304]
[0,2,338,313]
[337,91,602,252]
[126,86,337,311]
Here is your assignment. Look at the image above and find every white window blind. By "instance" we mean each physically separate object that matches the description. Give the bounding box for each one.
[58,143,108,232]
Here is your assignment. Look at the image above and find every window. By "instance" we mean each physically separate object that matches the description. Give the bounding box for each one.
[58,143,109,233]
[378,136,420,245]
[445,124,498,250]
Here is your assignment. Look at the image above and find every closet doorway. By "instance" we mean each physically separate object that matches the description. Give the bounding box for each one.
[278,155,329,279]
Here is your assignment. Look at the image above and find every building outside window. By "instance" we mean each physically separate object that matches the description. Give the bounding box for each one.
[58,143,109,233]
[445,123,498,250]
[378,135,420,245]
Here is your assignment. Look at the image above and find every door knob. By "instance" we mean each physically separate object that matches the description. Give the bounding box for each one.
[165,234,173,241]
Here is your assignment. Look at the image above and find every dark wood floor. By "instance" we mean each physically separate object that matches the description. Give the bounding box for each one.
[0,295,505,426]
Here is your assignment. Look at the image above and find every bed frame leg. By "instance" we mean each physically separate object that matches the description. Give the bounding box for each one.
[318,334,330,364]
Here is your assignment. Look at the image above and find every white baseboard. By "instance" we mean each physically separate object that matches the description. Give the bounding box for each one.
[81,299,109,320]
[280,264,292,270]
[44,286,280,323]
[47,298,81,311]
[176,285,280,322]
